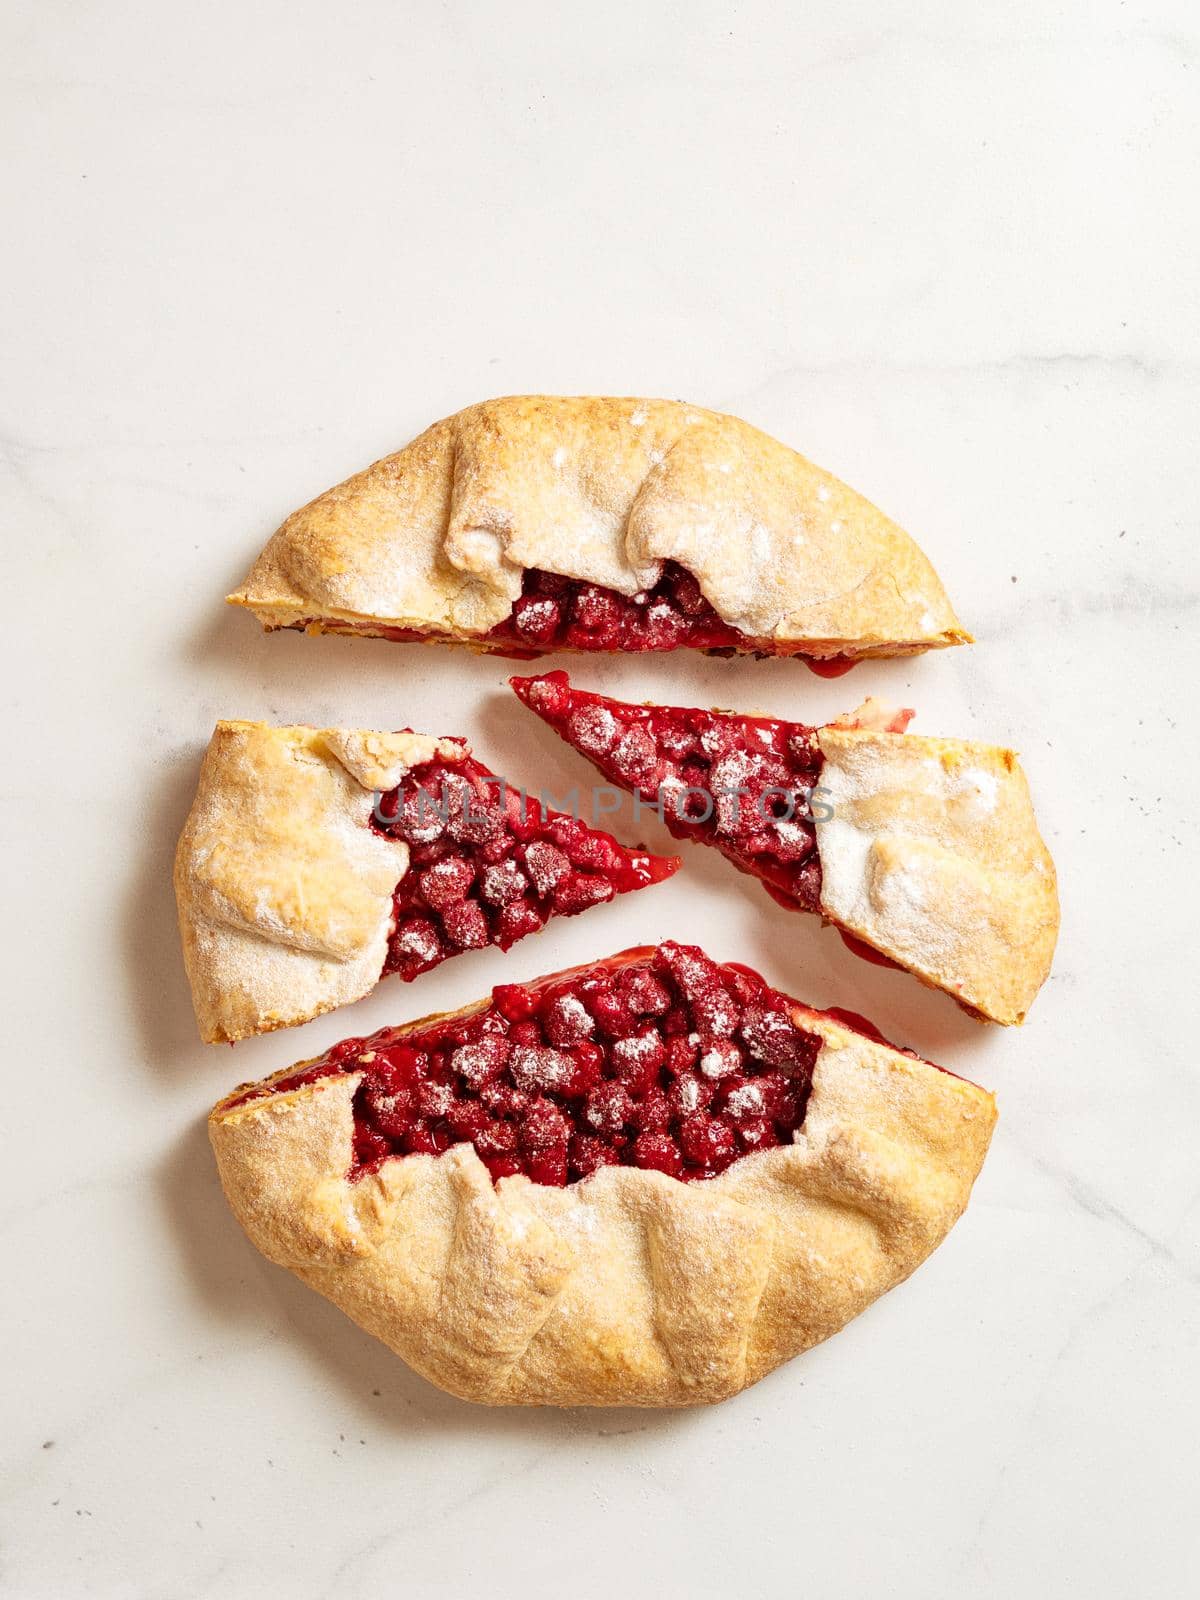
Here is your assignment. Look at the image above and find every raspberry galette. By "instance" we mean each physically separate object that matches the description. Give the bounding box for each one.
[512,673,1059,1025]
[228,396,968,669]
[209,942,996,1407]
[174,720,678,1043]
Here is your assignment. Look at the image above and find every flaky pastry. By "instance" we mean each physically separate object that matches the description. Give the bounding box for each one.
[228,396,968,664]
[209,943,996,1407]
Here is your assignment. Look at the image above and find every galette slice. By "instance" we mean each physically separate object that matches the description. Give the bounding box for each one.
[174,720,679,1043]
[210,941,996,1408]
[228,395,968,668]
[512,673,1059,1025]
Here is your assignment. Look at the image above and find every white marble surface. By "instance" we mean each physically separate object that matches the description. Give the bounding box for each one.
[2,2,1198,1595]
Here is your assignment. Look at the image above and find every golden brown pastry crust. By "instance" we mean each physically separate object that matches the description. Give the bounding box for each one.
[174,720,468,1043]
[816,728,1059,1024]
[208,980,996,1408]
[228,396,968,659]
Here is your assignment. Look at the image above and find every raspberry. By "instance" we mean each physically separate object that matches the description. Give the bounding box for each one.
[542,992,595,1045]
[493,983,537,1020]
[551,872,615,915]
[526,1148,568,1186]
[440,899,490,949]
[698,1039,743,1080]
[665,1035,699,1076]
[632,1132,683,1178]
[479,859,528,906]
[482,1153,524,1181]
[480,1081,530,1120]
[417,857,476,910]
[560,830,620,873]
[589,986,635,1037]
[739,1005,817,1073]
[361,1084,416,1139]
[449,1034,510,1089]
[610,1025,667,1093]
[571,584,623,637]
[619,968,672,1016]
[678,1114,737,1170]
[446,1098,491,1140]
[629,1086,671,1133]
[521,1098,570,1151]
[668,1071,715,1118]
[562,1041,604,1097]
[392,915,444,971]
[609,725,660,785]
[372,1044,427,1092]
[511,593,562,644]
[568,1133,621,1178]
[496,899,545,945]
[475,1120,518,1158]
[509,1044,577,1094]
[416,1079,454,1120]
[523,839,571,894]
[522,672,570,719]
[736,1116,778,1151]
[718,1075,770,1121]
[584,1081,633,1138]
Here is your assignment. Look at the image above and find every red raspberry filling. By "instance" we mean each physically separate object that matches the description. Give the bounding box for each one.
[487,564,855,674]
[511,672,825,912]
[374,751,679,979]
[288,562,859,673]
[250,944,821,1187]
[489,563,751,655]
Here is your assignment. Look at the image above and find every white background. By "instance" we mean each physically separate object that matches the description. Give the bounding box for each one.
[2,3,1198,1596]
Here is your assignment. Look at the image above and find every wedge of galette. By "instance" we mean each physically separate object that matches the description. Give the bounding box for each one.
[209,941,996,1407]
[512,673,1059,1025]
[228,396,968,669]
[174,720,679,1043]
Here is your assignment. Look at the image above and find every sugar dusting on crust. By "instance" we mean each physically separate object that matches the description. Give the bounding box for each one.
[231,397,966,649]
[814,727,1058,1024]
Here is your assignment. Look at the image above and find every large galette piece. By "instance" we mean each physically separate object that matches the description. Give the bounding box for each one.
[175,720,678,1042]
[512,673,1059,1024]
[210,942,996,1407]
[228,396,968,667]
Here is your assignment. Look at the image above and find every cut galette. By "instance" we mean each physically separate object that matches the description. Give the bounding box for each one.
[228,396,968,669]
[174,720,678,1043]
[209,942,996,1408]
[512,673,1059,1025]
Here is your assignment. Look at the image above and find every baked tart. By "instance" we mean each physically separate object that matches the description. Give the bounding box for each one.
[210,942,996,1407]
[175,720,678,1043]
[228,396,968,669]
[512,673,1059,1024]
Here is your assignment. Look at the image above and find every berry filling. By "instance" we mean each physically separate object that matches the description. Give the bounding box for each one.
[490,563,751,655]
[288,561,858,673]
[240,944,822,1186]
[511,672,826,912]
[374,749,679,979]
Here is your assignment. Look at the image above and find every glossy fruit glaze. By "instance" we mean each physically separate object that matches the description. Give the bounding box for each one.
[244,944,823,1187]
[373,751,679,979]
[511,672,825,912]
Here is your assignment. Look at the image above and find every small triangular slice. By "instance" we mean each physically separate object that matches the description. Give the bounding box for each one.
[210,941,996,1406]
[511,673,1059,1025]
[227,396,969,670]
[175,720,679,1043]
